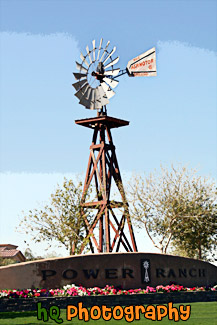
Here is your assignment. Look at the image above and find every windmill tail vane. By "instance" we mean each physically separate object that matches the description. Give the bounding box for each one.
[72,38,157,112]
[126,47,157,77]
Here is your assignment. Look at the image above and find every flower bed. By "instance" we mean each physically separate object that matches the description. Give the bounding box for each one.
[1,284,217,299]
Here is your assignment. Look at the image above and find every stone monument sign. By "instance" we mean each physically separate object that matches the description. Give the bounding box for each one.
[0,253,216,290]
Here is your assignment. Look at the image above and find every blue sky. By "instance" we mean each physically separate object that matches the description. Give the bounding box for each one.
[0,0,216,257]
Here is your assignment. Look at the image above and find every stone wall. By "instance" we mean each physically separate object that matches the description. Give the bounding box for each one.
[0,292,217,312]
[0,252,216,290]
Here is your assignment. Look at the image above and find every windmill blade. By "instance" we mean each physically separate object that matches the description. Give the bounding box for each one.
[85,86,93,101]
[97,84,107,99]
[92,40,96,62]
[94,87,100,101]
[97,38,103,61]
[101,81,115,99]
[79,85,93,108]
[73,72,87,80]
[103,77,119,89]
[87,89,96,110]
[89,88,102,110]
[99,41,110,62]
[85,88,95,107]
[96,85,109,106]
[89,90,98,110]
[76,61,88,73]
[104,68,120,77]
[86,45,92,64]
[79,96,91,109]
[82,85,94,104]
[91,88,96,103]
[80,52,89,68]
[94,88,107,109]
[89,88,95,102]
[100,97,110,106]
[94,102,103,110]
[94,88,103,107]
[72,79,87,91]
[104,57,119,70]
[103,47,116,65]
[74,83,89,100]
[89,103,96,110]
[90,99,101,110]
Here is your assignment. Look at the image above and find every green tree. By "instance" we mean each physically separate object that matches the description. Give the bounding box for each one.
[24,248,60,261]
[18,179,91,255]
[0,258,17,266]
[128,165,217,260]
[24,248,36,261]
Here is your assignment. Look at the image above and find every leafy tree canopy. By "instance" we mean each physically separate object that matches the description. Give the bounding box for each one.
[18,179,91,255]
[128,165,217,261]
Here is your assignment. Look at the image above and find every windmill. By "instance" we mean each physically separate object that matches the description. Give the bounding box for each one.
[72,39,156,254]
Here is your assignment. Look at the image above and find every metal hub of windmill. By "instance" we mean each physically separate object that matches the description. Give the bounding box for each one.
[72,39,157,254]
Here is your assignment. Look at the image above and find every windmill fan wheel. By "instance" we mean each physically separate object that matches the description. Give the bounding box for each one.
[72,38,120,110]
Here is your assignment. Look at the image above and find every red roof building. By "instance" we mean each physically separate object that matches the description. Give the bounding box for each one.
[0,244,26,263]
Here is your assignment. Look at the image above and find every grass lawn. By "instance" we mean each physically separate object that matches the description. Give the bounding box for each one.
[0,302,216,324]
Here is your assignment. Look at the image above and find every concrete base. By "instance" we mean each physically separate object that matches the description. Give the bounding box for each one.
[0,252,216,290]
